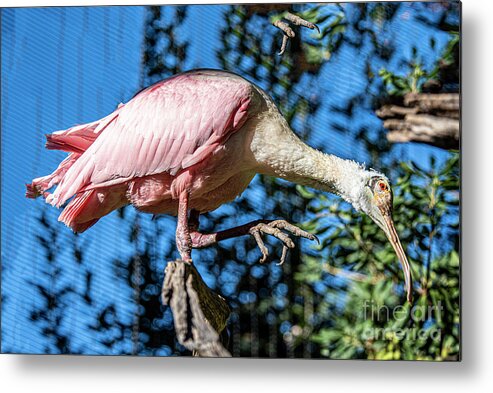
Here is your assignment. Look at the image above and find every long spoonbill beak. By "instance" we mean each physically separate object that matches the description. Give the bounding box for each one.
[381,213,413,303]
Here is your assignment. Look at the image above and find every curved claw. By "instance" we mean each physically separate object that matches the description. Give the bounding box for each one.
[250,227,269,263]
[277,246,289,266]
[278,34,289,56]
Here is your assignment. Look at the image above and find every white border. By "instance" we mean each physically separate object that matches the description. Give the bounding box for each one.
[2,0,492,392]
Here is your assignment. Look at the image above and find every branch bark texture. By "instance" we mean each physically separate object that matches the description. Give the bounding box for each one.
[162,260,231,357]
[377,93,459,150]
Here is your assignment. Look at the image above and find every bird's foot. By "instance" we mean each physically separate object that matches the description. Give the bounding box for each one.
[249,220,319,265]
[273,12,320,55]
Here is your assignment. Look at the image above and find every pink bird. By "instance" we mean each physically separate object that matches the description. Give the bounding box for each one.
[27,69,413,302]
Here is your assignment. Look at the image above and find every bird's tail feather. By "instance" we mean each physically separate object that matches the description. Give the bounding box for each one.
[26,107,121,200]
[58,189,99,232]
[26,153,80,199]
[26,108,124,232]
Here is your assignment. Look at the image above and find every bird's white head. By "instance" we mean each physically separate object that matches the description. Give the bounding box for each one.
[355,171,413,303]
[305,155,413,302]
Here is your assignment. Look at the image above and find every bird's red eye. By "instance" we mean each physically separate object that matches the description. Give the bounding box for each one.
[378,182,387,191]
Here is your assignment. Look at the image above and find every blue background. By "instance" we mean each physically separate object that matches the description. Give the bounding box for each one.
[1,4,453,354]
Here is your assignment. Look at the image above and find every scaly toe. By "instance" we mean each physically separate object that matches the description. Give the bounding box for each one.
[284,12,320,34]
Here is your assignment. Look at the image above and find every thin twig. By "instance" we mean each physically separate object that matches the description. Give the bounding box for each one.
[323,263,382,284]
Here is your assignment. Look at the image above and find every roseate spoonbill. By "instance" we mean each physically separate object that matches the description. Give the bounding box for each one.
[26,69,412,302]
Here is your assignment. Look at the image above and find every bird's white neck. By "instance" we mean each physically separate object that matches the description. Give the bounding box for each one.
[249,112,371,210]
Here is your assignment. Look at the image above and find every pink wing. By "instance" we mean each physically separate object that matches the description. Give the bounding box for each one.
[48,71,253,208]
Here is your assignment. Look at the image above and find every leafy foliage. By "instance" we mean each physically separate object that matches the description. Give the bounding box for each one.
[295,153,459,360]
[379,63,430,95]
[378,30,459,96]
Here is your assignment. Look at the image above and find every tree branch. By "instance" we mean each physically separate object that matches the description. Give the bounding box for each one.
[162,260,231,357]
[376,93,459,150]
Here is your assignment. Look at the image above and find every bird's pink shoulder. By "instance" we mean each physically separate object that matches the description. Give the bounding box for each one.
[135,69,258,108]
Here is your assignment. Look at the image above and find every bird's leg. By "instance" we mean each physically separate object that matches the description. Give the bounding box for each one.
[273,11,320,55]
[176,191,193,262]
[189,216,318,265]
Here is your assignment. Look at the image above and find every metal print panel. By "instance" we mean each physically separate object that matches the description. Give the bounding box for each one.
[1,1,461,360]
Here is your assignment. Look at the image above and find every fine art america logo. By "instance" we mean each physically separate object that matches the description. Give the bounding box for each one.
[361,300,443,341]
